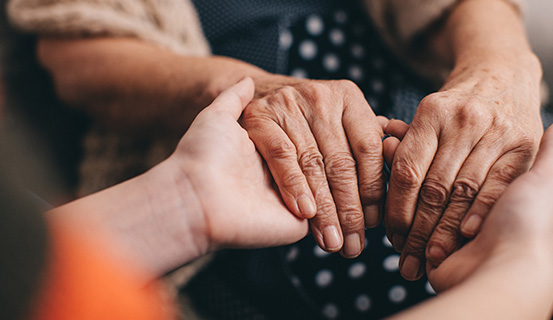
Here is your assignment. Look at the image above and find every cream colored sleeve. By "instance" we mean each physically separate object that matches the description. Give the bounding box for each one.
[364,0,525,83]
[6,0,210,56]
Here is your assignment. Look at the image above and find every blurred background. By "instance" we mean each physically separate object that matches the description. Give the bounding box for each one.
[525,0,553,107]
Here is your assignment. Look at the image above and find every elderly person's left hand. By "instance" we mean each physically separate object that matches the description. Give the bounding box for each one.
[384,0,544,281]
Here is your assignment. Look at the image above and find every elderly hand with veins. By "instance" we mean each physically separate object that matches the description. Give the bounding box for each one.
[241,77,386,258]
[383,0,544,281]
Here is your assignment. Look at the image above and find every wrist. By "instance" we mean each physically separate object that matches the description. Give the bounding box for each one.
[137,159,211,270]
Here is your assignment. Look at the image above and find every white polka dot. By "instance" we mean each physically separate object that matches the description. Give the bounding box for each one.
[426,281,436,295]
[354,294,372,312]
[351,44,365,59]
[348,65,364,81]
[371,79,385,93]
[291,276,301,287]
[290,68,308,79]
[334,10,348,24]
[315,269,334,288]
[313,245,331,258]
[323,54,340,72]
[348,262,367,279]
[306,15,324,36]
[299,40,318,60]
[279,29,293,50]
[329,29,345,46]
[382,254,400,272]
[388,285,408,304]
[382,235,393,248]
[322,303,339,319]
[285,246,300,262]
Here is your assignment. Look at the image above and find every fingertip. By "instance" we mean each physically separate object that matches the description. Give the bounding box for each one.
[376,116,389,131]
[210,76,255,119]
[385,119,409,140]
[364,204,381,228]
[383,136,400,168]
[460,214,482,238]
[297,195,317,219]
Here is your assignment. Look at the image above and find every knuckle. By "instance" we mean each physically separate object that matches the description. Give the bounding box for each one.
[419,179,450,209]
[359,177,385,203]
[324,152,357,179]
[474,190,500,210]
[317,197,337,216]
[451,178,480,203]
[266,137,296,160]
[339,207,365,228]
[279,170,307,191]
[336,79,360,92]
[492,162,524,186]
[298,149,325,176]
[405,230,429,256]
[391,159,423,190]
[433,214,463,239]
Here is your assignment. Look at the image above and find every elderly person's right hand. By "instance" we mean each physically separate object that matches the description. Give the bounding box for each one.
[240,75,386,258]
[427,125,553,294]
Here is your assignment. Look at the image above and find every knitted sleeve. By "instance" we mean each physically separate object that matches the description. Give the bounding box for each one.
[364,0,526,84]
[6,0,210,56]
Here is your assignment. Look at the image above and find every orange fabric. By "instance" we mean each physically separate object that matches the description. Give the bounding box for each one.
[29,222,174,320]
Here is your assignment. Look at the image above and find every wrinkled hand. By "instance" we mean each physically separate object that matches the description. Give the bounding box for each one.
[242,76,386,258]
[427,125,553,292]
[385,60,543,280]
[169,78,309,251]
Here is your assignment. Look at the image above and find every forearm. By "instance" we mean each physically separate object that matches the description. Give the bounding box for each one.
[37,37,277,132]
[433,0,540,75]
[392,248,553,319]
[47,160,207,280]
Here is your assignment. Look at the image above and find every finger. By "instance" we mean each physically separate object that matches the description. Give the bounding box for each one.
[425,143,502,267]
[385,124,438,252]
[398,137,475,281]
[376,115,389,131]
[309,110,369,258]
[243,116,317,220]
[383,136,401,169]
[342,100,386,231]
[461,149,534,238]
[208,77,255,119]
[385,119,410,140]
[532,126,553,175]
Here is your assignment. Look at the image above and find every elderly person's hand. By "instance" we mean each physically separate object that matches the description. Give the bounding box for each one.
[241,75,386,258]
[383,0,544,280]
[427,125,553,294]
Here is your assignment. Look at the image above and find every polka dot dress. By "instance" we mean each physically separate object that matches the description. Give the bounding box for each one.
[279,3,435,319]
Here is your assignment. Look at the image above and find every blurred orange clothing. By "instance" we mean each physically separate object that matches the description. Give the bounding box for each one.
[28,222,174,320]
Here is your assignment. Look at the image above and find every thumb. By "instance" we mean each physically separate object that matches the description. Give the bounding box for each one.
[531,126,553,175]
[206,77,255,120]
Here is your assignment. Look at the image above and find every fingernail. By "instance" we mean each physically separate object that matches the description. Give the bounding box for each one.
[462,215,482,236]
[323,226,342,251]
[364,205,380,228]
[401,255,422,281]
[392,234,405,252]
[343,233,363,257]
[297,195,316,218]
[427,245,446,265]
